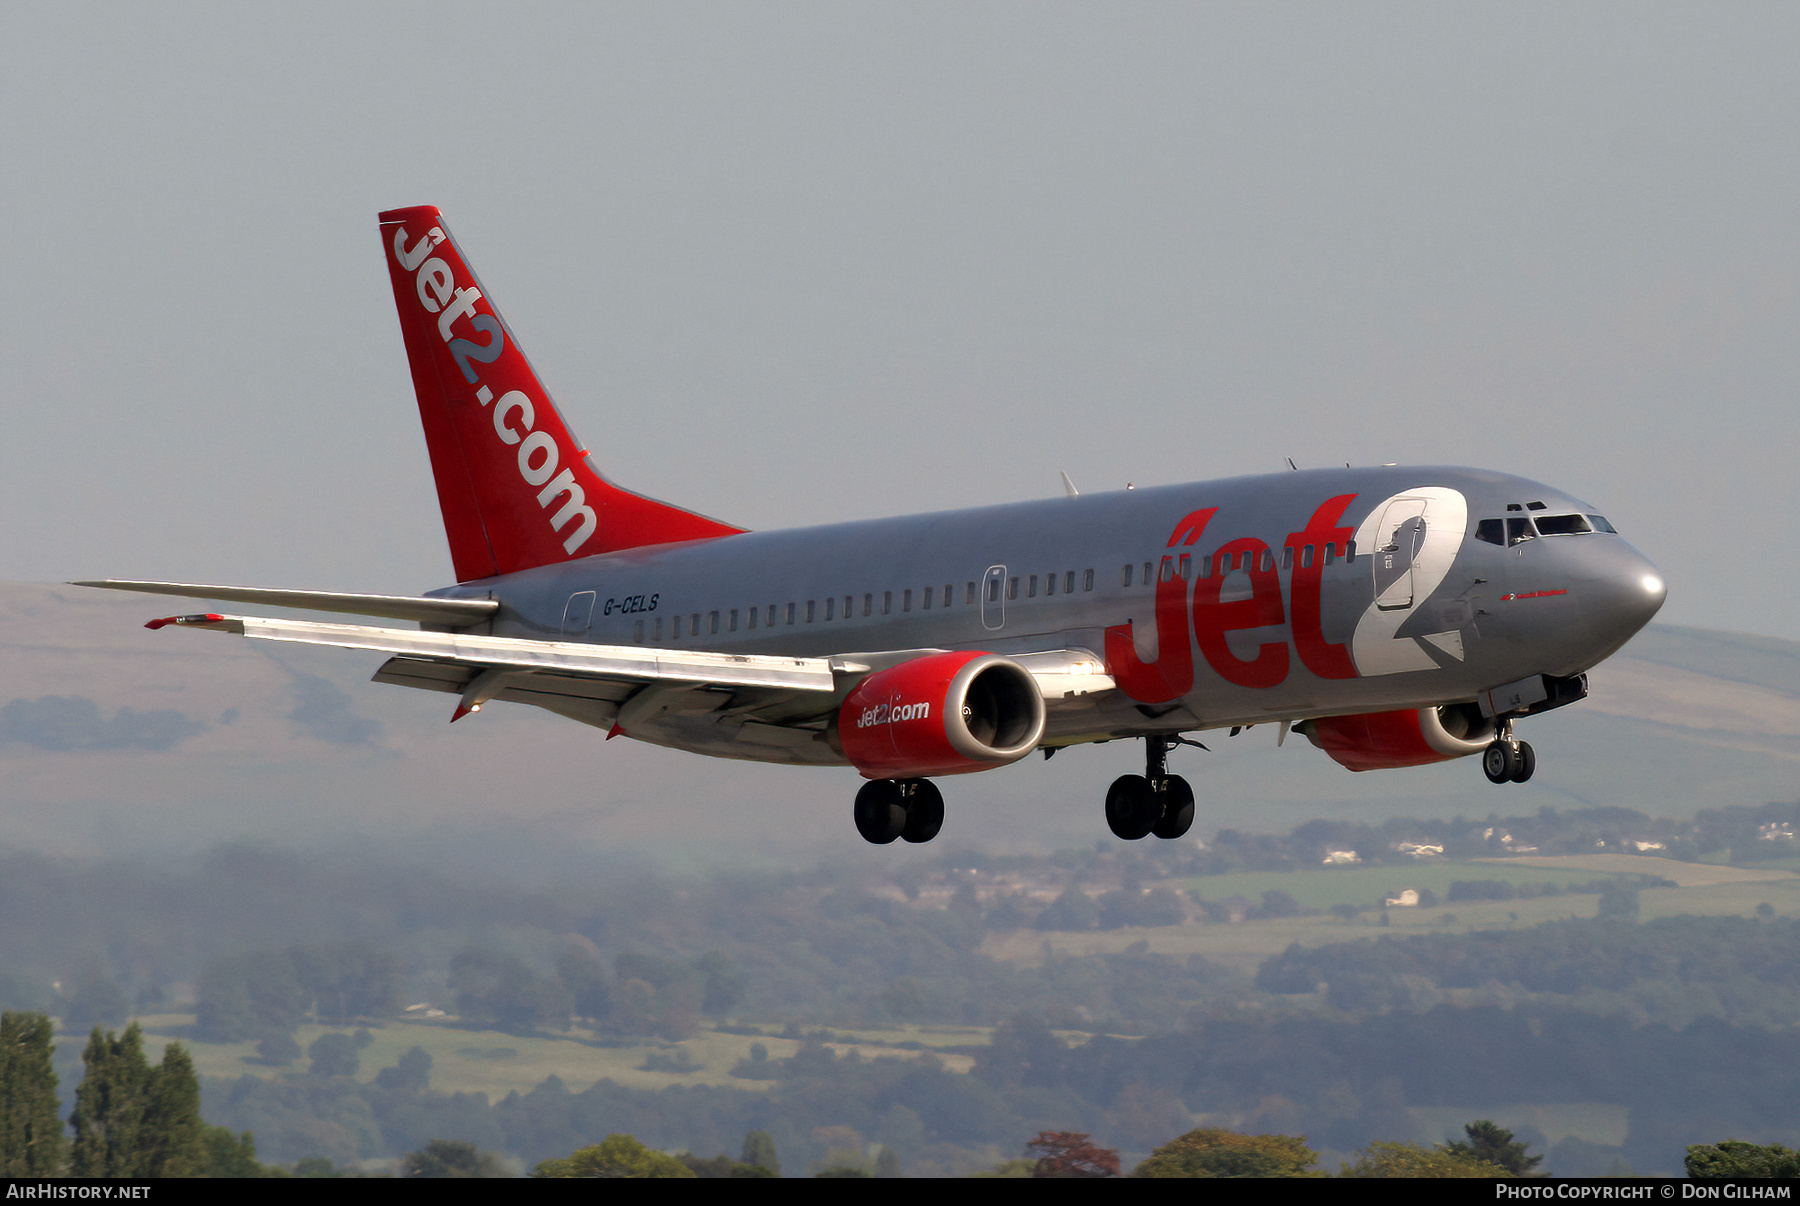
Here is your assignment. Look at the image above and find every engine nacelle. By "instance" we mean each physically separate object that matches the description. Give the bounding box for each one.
[1299,703,1496,772]
[837,651,1047,779]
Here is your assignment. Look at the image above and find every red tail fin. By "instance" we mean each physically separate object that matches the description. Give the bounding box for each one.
[378,206,744,582]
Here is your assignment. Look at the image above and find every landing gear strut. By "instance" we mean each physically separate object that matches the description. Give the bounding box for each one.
[853,778,945,844]
[1482,721,1535,785]
[1106,735,1196,841]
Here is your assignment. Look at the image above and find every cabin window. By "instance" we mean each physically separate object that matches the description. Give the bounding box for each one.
[652,617,662,641]
[862,593,872,617]
[1008,577,1018,600]
[944,583,953,606]
[728,609,738,632]
[1142,561,1153,585]
[988,577,1000,603]
[1475,519,1505,546]
[805,600,815,622]
[1065,571,1076,594]
[1083,569,1094,591]
[709,611,719,635]
[1159,557,1174,583]
[747,607,756,630]
[902,589,913,612]
[634,620,644,643]
[882,591,892,614]
[1323,545,1335,566]
[1282,547,1293,570]
[825,597,835,620]
[965,581,977,604]
[1177,554,1191,580]
[1028,575,1038,598]
[1300,545,1314,569]
[1121,564,1133,587]
[672,615,682,639]
[1345,541,1357,562]
[844,595,853,617]
[1527,500,1547,511]
[1043,573,1054,596]
[1261,549,1274,572]
[691,613,701,635]
[922,586,933,609]
[1507,517,1537,546]
[786,602,796,625]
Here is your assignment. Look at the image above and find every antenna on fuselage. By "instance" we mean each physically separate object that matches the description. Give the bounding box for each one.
[1286,457,1299,471]
[1059,471,1080,498]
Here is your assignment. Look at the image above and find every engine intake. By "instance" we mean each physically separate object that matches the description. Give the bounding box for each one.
[838,652,1046,779]
[1299,703,1496,772]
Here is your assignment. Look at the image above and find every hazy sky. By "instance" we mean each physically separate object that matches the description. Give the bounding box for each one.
[3,2,1794,637]
[1,3,1797,864]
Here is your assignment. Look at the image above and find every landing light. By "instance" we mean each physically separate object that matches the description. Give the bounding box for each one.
[1641,574,1665,595]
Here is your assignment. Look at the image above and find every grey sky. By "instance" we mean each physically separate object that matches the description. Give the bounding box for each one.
[3,3,1793,637]
[0,4,1797,862]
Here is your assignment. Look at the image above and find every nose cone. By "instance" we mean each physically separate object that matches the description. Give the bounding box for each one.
[1576,539,1667,660]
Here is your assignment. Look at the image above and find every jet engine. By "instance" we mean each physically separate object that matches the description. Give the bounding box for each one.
[1297,703,1496,772]
[837,651,1046,779]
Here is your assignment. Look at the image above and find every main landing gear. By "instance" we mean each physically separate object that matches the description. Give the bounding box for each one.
[853,778,946,845]
[1105,735,1196,841]
[1482,721,1536,784]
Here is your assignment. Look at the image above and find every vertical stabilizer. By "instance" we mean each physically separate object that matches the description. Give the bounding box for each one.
[378,206,744,582]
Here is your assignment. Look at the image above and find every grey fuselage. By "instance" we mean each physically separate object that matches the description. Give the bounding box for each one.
[428,464,1665,764]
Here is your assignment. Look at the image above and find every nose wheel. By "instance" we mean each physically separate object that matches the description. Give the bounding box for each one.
[853,778,945,844]
[1106,735,1197,840]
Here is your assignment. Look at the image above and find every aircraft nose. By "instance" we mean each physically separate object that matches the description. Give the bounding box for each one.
[1578,540,1667,649]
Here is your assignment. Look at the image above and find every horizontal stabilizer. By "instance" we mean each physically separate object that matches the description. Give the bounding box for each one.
[74,581,498,626]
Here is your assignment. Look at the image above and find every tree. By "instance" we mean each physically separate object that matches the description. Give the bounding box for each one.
[307,1033,362,1078]
[0,1011,65,1175]
[142,1043,206,1177]
[531,1134,695,1178]
[1446,1120,1542,1176]
[1027,1131,1119,1178]
[202,1127,266,1177]
[740,1129,780,1176]
[1133,1128,1321,1178]
[69,1025,151,1176]
[1340,1141,1512,1178]
[1686,1141,1800,1178]
[375,1045,432,1092]
[69,1024,207,1177]
[402,1138,508,1178]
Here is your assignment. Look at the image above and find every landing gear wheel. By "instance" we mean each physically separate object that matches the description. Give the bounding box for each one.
[1105,775,1158,841]
[853,780,907,844]
[1151,775,1195,840]
[1510,741,1536,784]
[899,779,945,844]
[1482,742,1518,784]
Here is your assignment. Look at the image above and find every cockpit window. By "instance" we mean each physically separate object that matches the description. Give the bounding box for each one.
[1588,514,1617,533]
[1475,519,1505,546]
[1534,514,1593,536]
[1506,517,1537,545]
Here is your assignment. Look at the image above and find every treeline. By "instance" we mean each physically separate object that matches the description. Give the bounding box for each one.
[0,1011,267,1177]
[1255,914,1800,1027]
[196,1004,1800,1176]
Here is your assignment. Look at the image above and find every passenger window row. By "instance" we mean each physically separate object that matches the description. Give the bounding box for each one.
[1120,540,1357,588]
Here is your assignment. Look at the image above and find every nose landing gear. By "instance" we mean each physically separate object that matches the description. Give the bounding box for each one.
[1106,735,1197,840]
[853,778,946,844]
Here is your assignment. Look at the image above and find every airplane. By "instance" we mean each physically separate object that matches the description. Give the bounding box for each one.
[81,205,1668,846]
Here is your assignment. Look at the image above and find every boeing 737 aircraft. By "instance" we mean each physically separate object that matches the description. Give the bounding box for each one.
[84,205,1667,845]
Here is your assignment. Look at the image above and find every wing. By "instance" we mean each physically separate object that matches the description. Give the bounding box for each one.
[138,611,1122,767]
